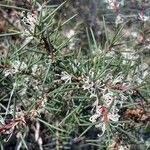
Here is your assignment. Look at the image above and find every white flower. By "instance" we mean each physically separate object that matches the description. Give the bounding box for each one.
[105,51,115,57]
[115,14,124,25]
[102,91,114,106]
[4,61,27,76]
[138,13,150,22]
[131,32,138,38]
[105,0,124,10]
[82,76,98,97]
[97,123,106,137]
[82,76,94,90]
[19,87,27,96]
[89,114,100,123]
[105,0,119,10]
[4,69,14,77]
[90,105,107,137]
[61,71,72,83]
[119,145,130,150]
[12,61,27,72]
[95,105,103,115]
[121,48,139,65]
[32,64,38,75]
[21,11,37,35]
[108,112,120,122]
[89,70,95,79]
[63,29,75,49]
[64,29,75,39]
[88,71,134,137]
[118,94,127,107]
[89,99,120,137]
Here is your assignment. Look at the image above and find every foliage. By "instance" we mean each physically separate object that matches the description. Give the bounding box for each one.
[0,0,150,150]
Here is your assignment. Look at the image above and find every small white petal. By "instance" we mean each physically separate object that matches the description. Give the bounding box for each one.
[97,123,106,137]
[89,114,100,123]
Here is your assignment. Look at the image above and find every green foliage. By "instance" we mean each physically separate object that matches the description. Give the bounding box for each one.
[0,0,150,149]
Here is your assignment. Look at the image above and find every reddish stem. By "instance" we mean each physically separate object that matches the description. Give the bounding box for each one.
[113,84,128,90]
[101,106,108,123]
[0,117,24,132]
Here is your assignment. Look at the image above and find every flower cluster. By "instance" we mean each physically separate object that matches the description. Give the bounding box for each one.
[51,68,131,137]
[0,97,47,135]
[81,71,104,98]
[82,72,131,136]
[115,14,124,26]
[105,0,124,11]
[20,11,37,35]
